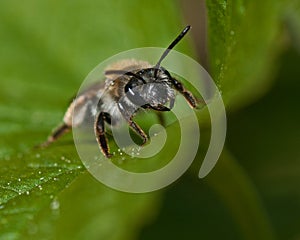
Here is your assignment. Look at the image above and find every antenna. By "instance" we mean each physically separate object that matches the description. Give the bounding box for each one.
[154,25,191,72]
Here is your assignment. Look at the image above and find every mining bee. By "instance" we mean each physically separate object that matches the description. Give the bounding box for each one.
[42,25,198,157]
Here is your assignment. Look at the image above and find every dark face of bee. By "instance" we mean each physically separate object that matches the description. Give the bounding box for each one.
[124,67,175,108]
[136,67,171,82]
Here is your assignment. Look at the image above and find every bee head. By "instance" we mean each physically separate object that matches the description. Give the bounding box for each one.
[124,67,175,109]
[122,25,191,108]
[106,26,191,109]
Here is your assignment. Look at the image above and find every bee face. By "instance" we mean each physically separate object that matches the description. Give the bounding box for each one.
[43,25,198,158]
[124,67,175,108]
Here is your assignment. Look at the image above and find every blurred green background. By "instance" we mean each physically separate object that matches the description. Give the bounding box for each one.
[0,0,299,239]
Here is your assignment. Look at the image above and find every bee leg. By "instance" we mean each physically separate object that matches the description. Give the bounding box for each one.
[118,101,148,145]
[94,112,113,158]
[171,78,197,108]
[40,123,71,147]
[128,119,148,145]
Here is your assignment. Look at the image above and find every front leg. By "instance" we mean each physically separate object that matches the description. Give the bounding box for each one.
[94,112,113,158]
[171,78,197,108]
[128,118,148,145]
[118,101,148,145]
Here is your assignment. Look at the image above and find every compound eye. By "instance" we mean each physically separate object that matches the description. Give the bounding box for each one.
[124,77,144,94]
[160,67,172,78]
[124,77,147,106]
[137,69,145,75]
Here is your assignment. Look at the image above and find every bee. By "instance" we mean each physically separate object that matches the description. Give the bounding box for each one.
[42,25,198,157]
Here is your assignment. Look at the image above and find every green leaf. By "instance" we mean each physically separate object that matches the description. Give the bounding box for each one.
[206,0,286,109]
[0,146,84,239]
[18,172,160,240]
